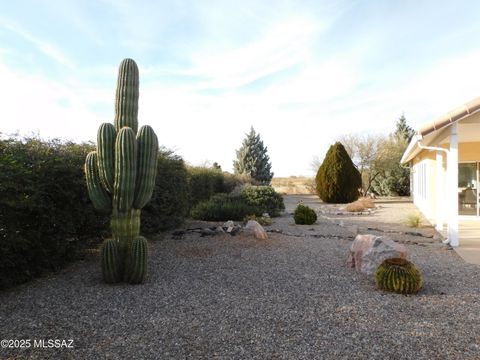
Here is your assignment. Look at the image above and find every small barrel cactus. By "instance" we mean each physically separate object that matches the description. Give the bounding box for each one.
[294,204,317,225]
[85,58,158,284]
[375,258,423,294]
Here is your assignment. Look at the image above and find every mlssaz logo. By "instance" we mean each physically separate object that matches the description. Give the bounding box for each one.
[34,339,74,348]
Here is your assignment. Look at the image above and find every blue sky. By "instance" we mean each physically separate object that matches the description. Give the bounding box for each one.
[1,0,480,176]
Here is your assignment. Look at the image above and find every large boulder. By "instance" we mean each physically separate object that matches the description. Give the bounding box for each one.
[347,234,409,275]
[244,220,268,240]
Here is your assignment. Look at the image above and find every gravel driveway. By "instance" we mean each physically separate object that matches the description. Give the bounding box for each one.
[1,205,480,359]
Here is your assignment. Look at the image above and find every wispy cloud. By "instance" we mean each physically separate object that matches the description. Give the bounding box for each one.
[0,18,74,67]
[188,17,322,90]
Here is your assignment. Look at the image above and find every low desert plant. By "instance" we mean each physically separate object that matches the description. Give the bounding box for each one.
[375,257,423,294]
[191,194,262,221]
[294,204,318,225]
[243,214,273,226]
[406,213,422,228]
[345,197,375,212]
[345,201,366,212]
[358,197,375,208]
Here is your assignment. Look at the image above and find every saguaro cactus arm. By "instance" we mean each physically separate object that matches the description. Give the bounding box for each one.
[97,123,116,193]
[133,125,159,209]
[85,151,112,213]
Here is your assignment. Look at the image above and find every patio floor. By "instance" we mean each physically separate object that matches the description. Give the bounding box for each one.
[441,220,480,265]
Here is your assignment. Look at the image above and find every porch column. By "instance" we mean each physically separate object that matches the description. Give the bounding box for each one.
[436,152,444,232]
[448,123,459,247]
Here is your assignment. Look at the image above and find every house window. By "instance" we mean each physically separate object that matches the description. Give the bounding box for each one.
[413,162,427,201]
[458,162,478,216]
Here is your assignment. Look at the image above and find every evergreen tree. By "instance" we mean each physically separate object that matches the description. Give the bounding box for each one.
[316,142,361,203]
[394,113,415,142]
[233,127,273,184]
[372,114,414,196]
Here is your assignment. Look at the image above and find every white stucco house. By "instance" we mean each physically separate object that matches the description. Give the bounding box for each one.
[401,96,480,247]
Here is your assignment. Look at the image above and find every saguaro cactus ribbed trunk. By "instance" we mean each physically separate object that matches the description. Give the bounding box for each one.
[85,58,158,284]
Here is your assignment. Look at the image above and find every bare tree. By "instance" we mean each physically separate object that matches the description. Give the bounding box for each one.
[337,134,387,196]
[310,155,322,174]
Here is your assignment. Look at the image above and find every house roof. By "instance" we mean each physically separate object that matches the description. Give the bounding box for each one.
[418,96,480,136]
[401,96,480,164]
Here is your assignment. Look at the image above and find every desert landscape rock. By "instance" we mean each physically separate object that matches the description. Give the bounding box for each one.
[244,220,268,240]
[347,234,409,275]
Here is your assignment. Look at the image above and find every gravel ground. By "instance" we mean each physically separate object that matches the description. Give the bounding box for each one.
[1,205,480,359]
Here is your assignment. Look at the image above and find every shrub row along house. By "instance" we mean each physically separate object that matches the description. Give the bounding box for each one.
[401,96,480,249]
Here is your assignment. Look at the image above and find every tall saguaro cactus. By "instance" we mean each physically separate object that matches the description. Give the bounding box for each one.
[85,58,158,284]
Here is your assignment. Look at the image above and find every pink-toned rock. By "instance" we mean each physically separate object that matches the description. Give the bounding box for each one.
[244,220,268,240]
[347,234,409,275]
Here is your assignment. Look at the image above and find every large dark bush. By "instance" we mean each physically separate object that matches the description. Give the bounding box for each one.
[142,149,189,233]
[240,185,285,217]
[315,142,361,203]
[191,194,261,221]
[188,166,224,206]
[0,136,108,289]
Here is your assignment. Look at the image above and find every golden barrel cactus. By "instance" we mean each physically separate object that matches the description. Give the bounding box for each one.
[375,258,423,294]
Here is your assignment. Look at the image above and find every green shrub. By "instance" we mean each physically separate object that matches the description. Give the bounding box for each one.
[240,185,285,217]
[316,142,361,203]
[191,194,261,221]
[0,136,108,289]
[188,166,224,206]
[142,149,189,233]
[294,204,317,225]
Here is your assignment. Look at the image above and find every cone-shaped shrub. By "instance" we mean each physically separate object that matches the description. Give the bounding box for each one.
[315,142,361,203]
[85,58,157,284]
[375,258,423,294]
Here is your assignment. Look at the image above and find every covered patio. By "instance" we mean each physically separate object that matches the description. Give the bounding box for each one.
[402,96,480,263]
[439,220,480,265]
